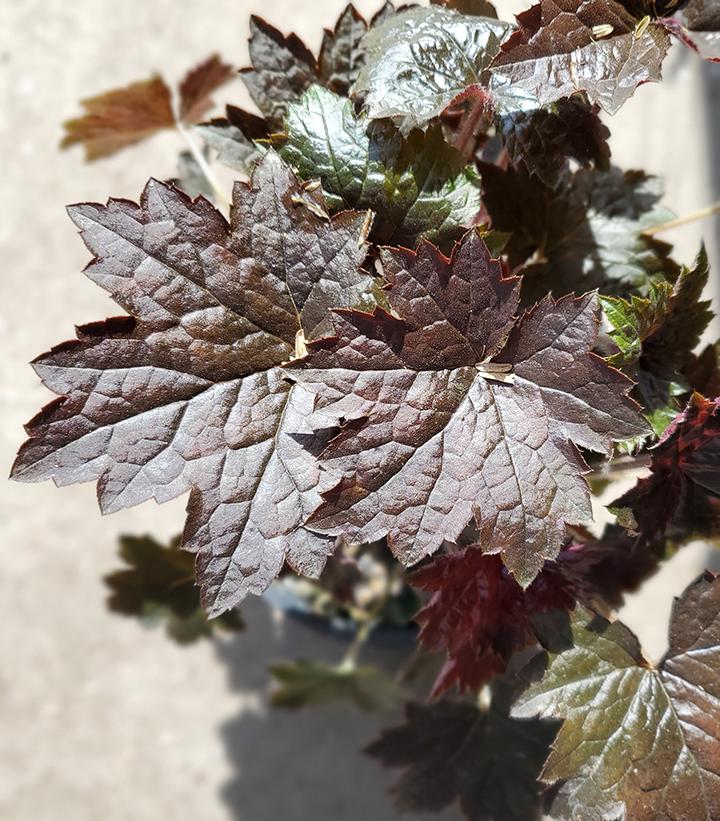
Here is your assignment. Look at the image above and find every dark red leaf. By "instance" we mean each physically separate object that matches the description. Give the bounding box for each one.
[614,393,720,543]
[178,54,235,124]
[291,230,647,586]
[411,549,575,696]
[11,152,374,615]
[61,76,175,160]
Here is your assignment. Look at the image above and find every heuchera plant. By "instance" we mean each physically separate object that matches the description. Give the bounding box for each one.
[13,0,720,818]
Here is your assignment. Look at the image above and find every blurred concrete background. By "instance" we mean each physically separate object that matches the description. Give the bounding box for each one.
[1,2,719,819]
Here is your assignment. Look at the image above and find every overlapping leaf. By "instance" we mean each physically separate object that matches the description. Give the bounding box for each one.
[614,393,720,543]
[11,152,375,615]
[200,4,394,171]
[681,0,720,60]
[602,248,712,434]
[514,572,720,820]
[291,230,647,587]
[490,0,671,115]
[498,96,610,188]
[480,164,679,301]
[105,534,243,642]
[269,659,405,711]
[411,549,575,696]
[352,6,512,134]
[61,56,233,160]
[366,688,556,820]
[279,85,481,247]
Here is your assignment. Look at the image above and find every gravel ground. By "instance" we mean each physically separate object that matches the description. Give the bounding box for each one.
[1,2,719,819]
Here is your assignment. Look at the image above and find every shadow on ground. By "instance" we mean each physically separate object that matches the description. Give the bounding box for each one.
[213,598,450,821]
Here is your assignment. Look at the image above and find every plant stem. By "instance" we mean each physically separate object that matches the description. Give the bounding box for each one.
[641,202,720,236]
[592,452,652,478]
[454,93,488,162]
[175,122,231,211]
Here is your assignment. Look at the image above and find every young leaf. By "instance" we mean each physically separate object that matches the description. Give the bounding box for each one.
[480,164,679,300]
[269,659,405,711]
[365,690,556,820]
[352,6,512,134]
[513,572,720,821]
[105,534,243,643]
[411,549,575,696]
[61,76,175,160]
[178,54,235,124]
[279,85,481,247]
[602,248,712,434]
[290,230,647,587]
[490,0,671,115]
[614,393,720,544]
[11,152,375,616]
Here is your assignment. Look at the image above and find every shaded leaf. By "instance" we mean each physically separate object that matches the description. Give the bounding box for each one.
[683,341,720,399]
[280,85,481,247]
[353,6,512,134]
[514,572,720,820]
[11,152,375,616]
[490,0,671,115]
[499,95,611,189]
[105,534,242,643]
[411,549,575,696]
[61,76,174,160]
[170,148,215,201]
[681,0,720,59]
[269,659,405,710]
[431,0,499,18]
[602,247,712,434]
[481,164,679,301]
[196,105,265,173]
[614,393,720,544]
[558,523,664,609]
[366,690,556,820]
[291,230,647,587]
[178,54,235,124]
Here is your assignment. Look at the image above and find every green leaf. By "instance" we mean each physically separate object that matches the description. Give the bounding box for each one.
[513,572,720,820]
[352,6,511,134]
[280,85,481,247]
[602,248,712,435]
[268,659,405,711]
[105,535,243,643]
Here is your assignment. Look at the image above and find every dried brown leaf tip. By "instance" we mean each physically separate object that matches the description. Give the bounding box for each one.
[61,55,234,160]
